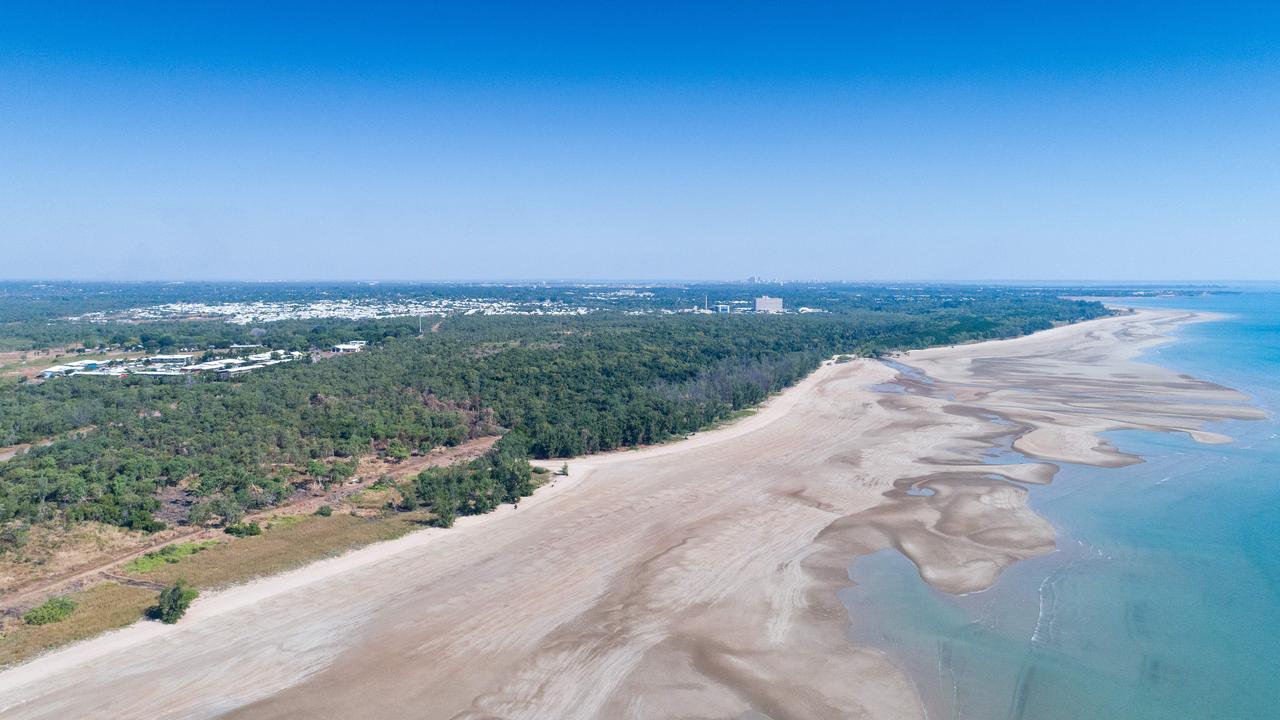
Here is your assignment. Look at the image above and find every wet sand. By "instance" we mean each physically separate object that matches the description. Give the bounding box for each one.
[0,309,1260,719]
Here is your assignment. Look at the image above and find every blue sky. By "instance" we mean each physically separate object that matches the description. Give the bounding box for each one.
[2,1,1277,281]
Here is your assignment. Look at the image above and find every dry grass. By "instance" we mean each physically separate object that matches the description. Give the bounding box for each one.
[130,512,422,590]
[348,483,402,511]
[0,583,155,668]
[0,512,426,669]
[0,521,159,596]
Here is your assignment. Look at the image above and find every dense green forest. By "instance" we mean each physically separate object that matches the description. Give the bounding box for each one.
[0,284,1108,547]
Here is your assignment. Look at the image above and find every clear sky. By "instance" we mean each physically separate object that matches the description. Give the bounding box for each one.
[2,1,1277,282]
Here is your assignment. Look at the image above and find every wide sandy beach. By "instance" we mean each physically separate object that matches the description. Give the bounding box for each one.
[0,308,1261,719]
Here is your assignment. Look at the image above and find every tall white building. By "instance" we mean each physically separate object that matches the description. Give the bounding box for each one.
[754,295,783,313]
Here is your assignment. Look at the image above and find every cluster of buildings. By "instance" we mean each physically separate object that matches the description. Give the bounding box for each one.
[675,295,789,315]
[41,354,196,379]
[39,349,305,381]
[183,350,307,378]
[63,288,818,326]
[39,358,112,378]
[70,298,593,325]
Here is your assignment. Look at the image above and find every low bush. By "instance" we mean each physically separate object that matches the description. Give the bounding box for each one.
[398,485,419,511]
[124,541,219,573]
[224,522,262,537]
[23,596,77,625]
[148,580,198,624]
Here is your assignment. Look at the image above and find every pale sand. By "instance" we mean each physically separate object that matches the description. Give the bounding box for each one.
[0,309,1260,719]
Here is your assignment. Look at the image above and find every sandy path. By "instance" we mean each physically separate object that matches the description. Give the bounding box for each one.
[0,309,1260,719]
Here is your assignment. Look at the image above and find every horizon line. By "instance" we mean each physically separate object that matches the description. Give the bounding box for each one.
[1,278,1267,287]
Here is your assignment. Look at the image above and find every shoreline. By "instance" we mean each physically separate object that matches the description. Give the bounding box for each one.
[843,302,1273,720]
[0,308,1262,719]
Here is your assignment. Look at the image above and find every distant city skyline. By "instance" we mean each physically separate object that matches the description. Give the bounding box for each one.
[2,2,1277,282]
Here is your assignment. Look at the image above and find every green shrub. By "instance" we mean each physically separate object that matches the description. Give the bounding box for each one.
[129,516,168,533]
[315,505,333,517]
[124,541,219,573]
[385,442,410,462]
[23,596,77,625]
[186,501,214,527]
[266,514,302,530]
[224,521,262,537]
[148,580,198,624]
[398,484,419,511]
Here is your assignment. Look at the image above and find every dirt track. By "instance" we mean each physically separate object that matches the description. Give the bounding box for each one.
[0,310,1260,719]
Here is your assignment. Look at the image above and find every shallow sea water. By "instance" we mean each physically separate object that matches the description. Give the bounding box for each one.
[841,292,1280,720]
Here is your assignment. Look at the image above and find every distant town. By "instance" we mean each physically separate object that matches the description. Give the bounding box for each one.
[30,294,803,384]
[67,294,811,325]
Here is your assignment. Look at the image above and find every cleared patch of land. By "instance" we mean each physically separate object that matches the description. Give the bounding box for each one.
[0,309,1260,719]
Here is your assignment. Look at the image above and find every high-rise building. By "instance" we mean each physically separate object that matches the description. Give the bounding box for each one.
[755,296,783,313]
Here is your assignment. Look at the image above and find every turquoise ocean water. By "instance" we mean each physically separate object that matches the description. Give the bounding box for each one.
[842,292,1280,719]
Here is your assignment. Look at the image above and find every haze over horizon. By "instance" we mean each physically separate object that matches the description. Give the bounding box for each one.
[3,2,1278,282]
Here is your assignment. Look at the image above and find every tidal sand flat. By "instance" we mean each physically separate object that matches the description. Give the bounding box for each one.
[846,294,1280,720]
[0,309,1258,719]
